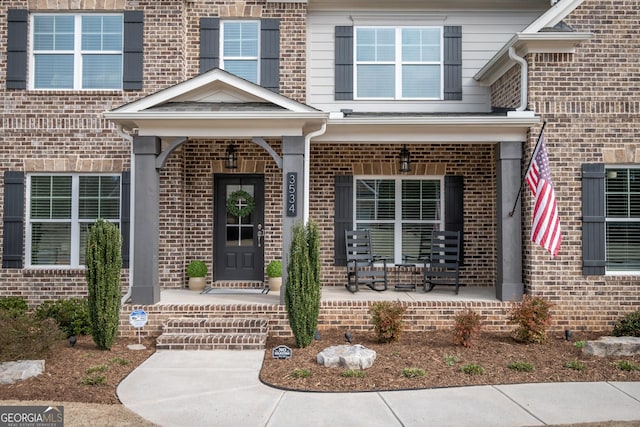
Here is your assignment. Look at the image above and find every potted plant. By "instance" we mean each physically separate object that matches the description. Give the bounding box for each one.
[187,260,207,291]
[266,260,282,292]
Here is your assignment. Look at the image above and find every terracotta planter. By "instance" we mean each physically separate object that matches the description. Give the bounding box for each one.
[188,277,206,291]
[268,277,282,292]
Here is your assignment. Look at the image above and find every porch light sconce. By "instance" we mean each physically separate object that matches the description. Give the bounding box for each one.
[225,144,238,169]
[399,145,411,173]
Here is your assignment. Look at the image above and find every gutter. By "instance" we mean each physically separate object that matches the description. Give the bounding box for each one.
[303,123,327,224]
[508,47,528,112]
[115,125,135,305]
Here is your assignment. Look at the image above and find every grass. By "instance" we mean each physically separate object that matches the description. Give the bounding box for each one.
[342,369,366,378]
[460,363,485,375]
[444,354,460,366]
[402,368,427,378]
[290,368,311,379]
[614,360,640,372]
[565,360,586,371]
[507,361,535,372]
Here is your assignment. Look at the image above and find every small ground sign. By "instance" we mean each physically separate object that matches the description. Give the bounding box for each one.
[272,345,292,359]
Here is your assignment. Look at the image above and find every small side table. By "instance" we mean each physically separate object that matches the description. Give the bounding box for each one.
[394,264,417,291]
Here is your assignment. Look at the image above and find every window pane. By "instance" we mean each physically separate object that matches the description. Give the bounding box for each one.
[402,64,440,98]
[402,28,440,61]
[606,222,640,271]
[223,21,259,57]
[34,15,74,50]
[355,179,395,220]
[357,223,393,260]
[357,65,394,97]
[402,180,440,220]
[224,60,258,84]
[79,176,120,219]
[356,28,395,61]
[34,55,74,89]
[31,176,71,219]
[402,224,438,261]
[82,55,122,89]
[31,223,71,265]
[82,15,122,51]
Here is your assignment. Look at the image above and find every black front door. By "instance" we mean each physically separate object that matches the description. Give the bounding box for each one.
[214,175,264,281]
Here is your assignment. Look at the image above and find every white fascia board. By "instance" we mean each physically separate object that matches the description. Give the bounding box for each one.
[474,32,592,86]
[315,115,541,143]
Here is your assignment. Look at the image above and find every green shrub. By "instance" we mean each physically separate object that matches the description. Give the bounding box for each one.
[0,311,64,362]
[573,340,586,349]
[110,357,130,366]
[401,368,426,378]
[85,219,122,350]
[565,360,586,371]
[285,220,321,348]
[508,361,535,372]
[460,363,485,375]
[614,360,640,372]
[342,369,366,378]
[612,310,640,337]
[266,260,282,278]
[0,296,28,317]
[186,260,208,278]
[508,295,553,343]
[290,368,312,379]
[452,309,482,347]
[80,375,107,386]
[370,301,407,343]
[86,364,109,374]
[35,298,91,338]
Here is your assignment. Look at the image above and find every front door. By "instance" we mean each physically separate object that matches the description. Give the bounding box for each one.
[214,175,264,281]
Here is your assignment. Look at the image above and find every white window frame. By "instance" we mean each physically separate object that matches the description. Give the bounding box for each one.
[354,26,443,100]
[29,13,123,90]
[220,20,260,85]
[353,176,444,265]
[604,165,640,275]
[26,173,121,269]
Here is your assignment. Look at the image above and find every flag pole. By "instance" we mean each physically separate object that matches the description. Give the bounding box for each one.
[508,120,548,217]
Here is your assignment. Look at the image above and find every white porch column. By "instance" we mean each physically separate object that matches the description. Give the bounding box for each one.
[496,141,524,301]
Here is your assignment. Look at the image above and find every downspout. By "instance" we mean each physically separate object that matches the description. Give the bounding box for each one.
[508,46,528,112]
[116,125,135,305]
[303,123,327,224]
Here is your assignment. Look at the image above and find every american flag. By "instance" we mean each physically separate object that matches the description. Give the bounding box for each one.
[525,131,562,257]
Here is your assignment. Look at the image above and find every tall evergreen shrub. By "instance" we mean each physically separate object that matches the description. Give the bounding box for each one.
[85,219,122,350]
[285,220,321,348]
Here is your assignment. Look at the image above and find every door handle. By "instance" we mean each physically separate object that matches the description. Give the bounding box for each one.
[257,223,264,248]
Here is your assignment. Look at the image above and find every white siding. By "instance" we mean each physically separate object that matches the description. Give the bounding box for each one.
[307,10,545,113]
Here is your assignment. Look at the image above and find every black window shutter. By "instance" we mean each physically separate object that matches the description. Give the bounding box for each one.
[445,175,464,264]
[443,26,462,101]
[260,19,280,93]
[120,171,130,269]
[7,9,28,90]
[200,18,220,74]
[582,163,606,275]
[123,11,144,90]
[335,26,353,101]
[334,175,353,266]
[3,172,24,268]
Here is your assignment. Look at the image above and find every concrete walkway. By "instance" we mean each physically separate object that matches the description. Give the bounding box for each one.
[118,350,640,427]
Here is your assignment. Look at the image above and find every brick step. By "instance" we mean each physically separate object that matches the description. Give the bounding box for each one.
[157,317,269,351]
[156,332,267,350]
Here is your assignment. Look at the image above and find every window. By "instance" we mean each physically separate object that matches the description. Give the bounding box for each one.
[31,14,123,90]
[221,21,259,84]
[27,174,121,267]
[355,27,442,99]
[354,177,442,264]
[605,167,640,272]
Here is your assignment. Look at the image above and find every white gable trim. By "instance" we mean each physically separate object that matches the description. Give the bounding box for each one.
[523,0,586,34]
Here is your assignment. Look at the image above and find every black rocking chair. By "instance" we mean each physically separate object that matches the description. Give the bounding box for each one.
[345,230,389,293]
[423,230,462,295]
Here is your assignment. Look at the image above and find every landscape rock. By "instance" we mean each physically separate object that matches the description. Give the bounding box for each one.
[582,336,640,357]
[0,360,45,385]
[316,344,376,370]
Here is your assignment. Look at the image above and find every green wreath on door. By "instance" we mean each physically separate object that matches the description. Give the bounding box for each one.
[226,190,255,218]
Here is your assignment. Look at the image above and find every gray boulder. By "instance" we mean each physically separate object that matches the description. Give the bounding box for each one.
[0,360,45,385]
[582,336,640,357]
[317,344,376,370]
